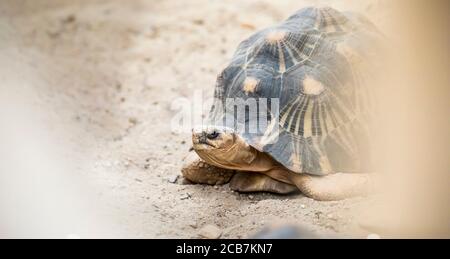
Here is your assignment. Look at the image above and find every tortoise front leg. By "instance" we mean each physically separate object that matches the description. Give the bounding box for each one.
[181,151,235,185]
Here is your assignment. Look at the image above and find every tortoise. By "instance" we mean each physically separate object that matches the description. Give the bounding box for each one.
[181,7,384,200]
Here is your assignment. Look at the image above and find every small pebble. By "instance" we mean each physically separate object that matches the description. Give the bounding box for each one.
[180,193,191,200]
[198,224,222,239]
[300,204,306,209]
[128,117,138,125]
[189,222,198,229]
[248,195,254,200]
[192,19,204,25]
[62,14,76,24]
[167,175,178,183]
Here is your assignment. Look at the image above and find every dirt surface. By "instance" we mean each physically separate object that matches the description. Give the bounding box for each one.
[0,0,390,238]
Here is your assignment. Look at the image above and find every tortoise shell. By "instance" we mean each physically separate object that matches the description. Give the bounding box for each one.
[208,7,384,175]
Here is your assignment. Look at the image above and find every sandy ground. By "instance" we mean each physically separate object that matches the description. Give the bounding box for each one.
[0,0,390,238]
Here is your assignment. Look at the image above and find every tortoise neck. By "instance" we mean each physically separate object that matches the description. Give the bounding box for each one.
[245,150,278,172]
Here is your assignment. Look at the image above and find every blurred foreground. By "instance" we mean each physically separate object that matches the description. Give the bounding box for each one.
[0,0,448,238]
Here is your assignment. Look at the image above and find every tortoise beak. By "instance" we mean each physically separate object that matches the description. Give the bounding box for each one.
[192,131,209,145]
[199,132,207,144]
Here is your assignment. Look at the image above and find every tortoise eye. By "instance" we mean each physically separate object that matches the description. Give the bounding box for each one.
[207,131,220,140]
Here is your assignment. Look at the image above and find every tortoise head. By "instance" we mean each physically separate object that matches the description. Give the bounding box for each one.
[191,126,257,169]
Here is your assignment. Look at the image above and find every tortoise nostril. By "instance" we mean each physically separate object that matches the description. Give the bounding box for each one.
[207,131,220,140]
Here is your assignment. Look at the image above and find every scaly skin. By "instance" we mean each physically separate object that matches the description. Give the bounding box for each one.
[181,127,373,200]
[181,152,234,185]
